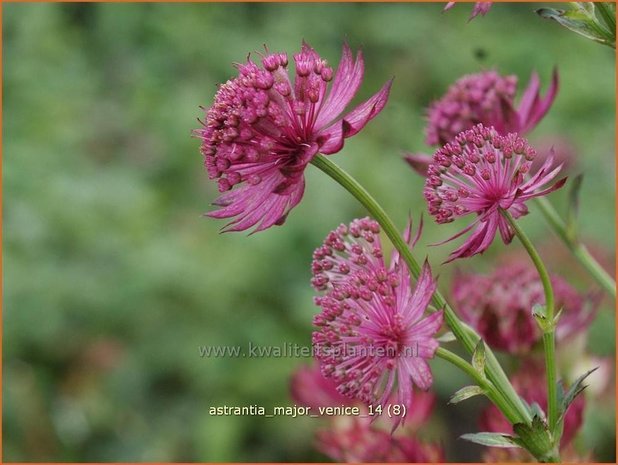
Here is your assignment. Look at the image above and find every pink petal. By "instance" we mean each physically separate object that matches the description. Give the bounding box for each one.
[408,311,444,339]
[402,261,436,326]
[445,213,499,262]
[402,357,433,391]
[404,152,433,177]
[314,42,364,129]
[317,119,346,155]
[340,79,393,138]
[518,68,559,133]
[470,2,492,19]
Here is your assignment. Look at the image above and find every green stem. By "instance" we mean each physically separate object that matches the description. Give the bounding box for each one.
[501,210,559,438]
[435,347,519,423]
[535,196,615,298]
[310,155,531,426]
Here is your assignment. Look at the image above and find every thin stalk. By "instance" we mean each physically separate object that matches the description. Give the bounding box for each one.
[435,347,519,424]
[311,155,531,425]
[501,210,559,436]
[535,196,615,298]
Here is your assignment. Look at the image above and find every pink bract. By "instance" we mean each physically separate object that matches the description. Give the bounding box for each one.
[195,42,392,233]
[311,217,443,429]
[424,124,566,262]
[444,1,493,21]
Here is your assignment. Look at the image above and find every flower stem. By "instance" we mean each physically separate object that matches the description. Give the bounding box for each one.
[501,210,559,438]
[535,196,615,298]
[310,155,531,426]
[435,347,519,423]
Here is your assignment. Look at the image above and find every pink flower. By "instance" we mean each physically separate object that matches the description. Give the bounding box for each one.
[424,124,566,262]
[316,420,444,462]
[195,42,392,233]
[425,70,558,147]
[444,1,492,21]
[480,360,585,461]
[452,261,600,353]
[311,217,443,428]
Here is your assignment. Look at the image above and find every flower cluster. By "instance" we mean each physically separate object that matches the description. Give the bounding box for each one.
[423,124,566,262]
[195,42,391,232]
[311,218,443,427]
[452,261,600,353]
[425,70,558,146]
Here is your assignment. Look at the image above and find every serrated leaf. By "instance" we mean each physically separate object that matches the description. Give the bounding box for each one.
[557,367,598,425]
[472,340,486,376]
[449,385,485,404]
[513,415,554,460]
[566,174,584,242]
[437,331,456,343]
[536,7,615,47]
[460,432,520,448]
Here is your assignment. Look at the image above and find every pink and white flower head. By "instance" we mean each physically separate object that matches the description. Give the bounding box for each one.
[425,69,558,146]
[316,420,444,462]
[480,360,585,461]
[195,42,392,233]
[444,1,492,21]
[311,217,443,429]
[424,124,566,262]
[452,261,600,353]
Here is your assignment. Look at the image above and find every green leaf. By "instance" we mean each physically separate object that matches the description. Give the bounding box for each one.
[566,174,584,242]
[557,367,598,425]
[460,432,520,448]
[529,402,547,423]
[472,340,486,376]
[536,7,615,48]
[596,2,616,32]
[449,385,485,404]
[513,415,554,460]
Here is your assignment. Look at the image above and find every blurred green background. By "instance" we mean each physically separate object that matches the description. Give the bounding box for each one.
[3,2,615,462]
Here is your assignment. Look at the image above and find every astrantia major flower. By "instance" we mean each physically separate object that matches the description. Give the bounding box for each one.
[425,69,558,147]
[311,217,443,428]
[424,124,566,262]
[452,261,600,353]
[195,42,392,232]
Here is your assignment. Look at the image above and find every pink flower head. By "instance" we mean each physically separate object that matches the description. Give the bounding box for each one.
[480,360,585,459]
[311,217,443,428]
[444,1,492,21]
[452,262,600,353]
[195,42,392,233]
[424,124,566,262]
[425,69,558,146]
[317,420,444,462]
